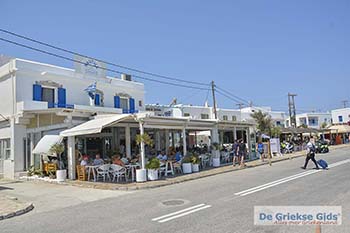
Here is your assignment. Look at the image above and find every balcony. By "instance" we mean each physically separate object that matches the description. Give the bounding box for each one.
[17,101,75,112]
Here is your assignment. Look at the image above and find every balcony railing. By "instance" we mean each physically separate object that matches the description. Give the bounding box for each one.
[122,109,139,114]
[48,103,74,109]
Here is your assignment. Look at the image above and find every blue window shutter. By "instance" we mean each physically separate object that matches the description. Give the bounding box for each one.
[114,96,120,108]
[94,93,100,106]
[57,88,66,108]
[33,84,42,101]
[129,98,135,113]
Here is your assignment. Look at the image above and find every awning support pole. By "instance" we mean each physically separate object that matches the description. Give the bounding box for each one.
[182,127,187,156]
[67,136,76,180]
[139,121,146,170]
[125,125,131,158]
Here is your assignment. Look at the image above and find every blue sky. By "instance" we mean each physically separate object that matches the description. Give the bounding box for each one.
[1,0,349,113]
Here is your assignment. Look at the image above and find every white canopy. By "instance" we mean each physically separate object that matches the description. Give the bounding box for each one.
[60,114,134,137]
[328,124,350,134]
[32,135,62,155]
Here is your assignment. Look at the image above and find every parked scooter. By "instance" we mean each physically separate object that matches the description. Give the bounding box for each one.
[315,140,329,153]
[281,141,294,154]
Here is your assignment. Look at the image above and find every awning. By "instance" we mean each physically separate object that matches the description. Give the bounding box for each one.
[32,135,62,155]
[327,125,350,134]
[261,134,270,139]
[60,114,134,137]
[280,127,320,134]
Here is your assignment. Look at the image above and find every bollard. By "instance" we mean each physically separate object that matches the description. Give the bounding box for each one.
[315,224,321,233]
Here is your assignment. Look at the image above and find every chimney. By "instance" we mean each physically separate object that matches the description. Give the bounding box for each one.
[121,74,132,81]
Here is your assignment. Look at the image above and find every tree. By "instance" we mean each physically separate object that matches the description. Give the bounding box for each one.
[321,122,328,129]
[250,110,273,135]
[271,126,282,138]
[49,143,65,170]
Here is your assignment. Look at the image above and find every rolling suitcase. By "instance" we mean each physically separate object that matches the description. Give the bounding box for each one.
[317,159,328,169]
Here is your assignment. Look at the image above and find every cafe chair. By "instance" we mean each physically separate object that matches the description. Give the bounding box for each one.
[110,164,128,182]
[96,164,111,182]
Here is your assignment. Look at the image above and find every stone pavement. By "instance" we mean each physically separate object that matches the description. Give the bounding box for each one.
[0,194,33,220]
[21,144,350,191]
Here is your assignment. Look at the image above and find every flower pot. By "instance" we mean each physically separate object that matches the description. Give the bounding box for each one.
[212,158,220,167]
[136,169,147,182]
[182,163,192,174]
[192,163,199,172]
[56,169,66,182]
[147,169,159,181]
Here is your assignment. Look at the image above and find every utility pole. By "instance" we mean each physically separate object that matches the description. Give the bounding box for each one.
[341,100,349,108]
[211,80,217,119]
[288,93,297,128]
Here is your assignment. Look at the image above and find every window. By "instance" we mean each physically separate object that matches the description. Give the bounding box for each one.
[223,115,228,121]
[338,116,343,123]
[0,139,11,160]
[42,87,54,104]
[139,100,142,107]
[120,97,129,111]
[201,114,209,119]
[94,93,101,106]
[276,121,281,126]
[232,116,237,121]
[184,113,190,117]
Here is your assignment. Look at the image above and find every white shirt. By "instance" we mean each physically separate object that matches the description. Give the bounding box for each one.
[306,142,315,154]
[80,160,88,166]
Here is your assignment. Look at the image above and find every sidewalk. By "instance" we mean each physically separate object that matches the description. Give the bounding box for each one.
[24,144,350,191]
[0,194,33,220]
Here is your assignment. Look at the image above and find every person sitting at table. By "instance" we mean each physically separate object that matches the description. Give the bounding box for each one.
[112,154,125,167]
[120,156,129,165]
[157,151,168,161]
[175,150,183,162]
[130,154,140,164]
[80,155,89,166]
[93,153,104,166]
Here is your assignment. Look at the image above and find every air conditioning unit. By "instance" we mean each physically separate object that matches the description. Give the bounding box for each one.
[121,74,132,81]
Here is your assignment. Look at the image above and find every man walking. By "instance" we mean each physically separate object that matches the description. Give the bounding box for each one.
[232,140,239,166]
[301,137,319,170]
[237,139,247,168]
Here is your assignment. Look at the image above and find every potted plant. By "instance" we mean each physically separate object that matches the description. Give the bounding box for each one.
[211,142,221,167]
[49,143,66,182]
[135,133,154,182]
[181,155,192,174]
[146,157,160,181]
[191,154,200,172]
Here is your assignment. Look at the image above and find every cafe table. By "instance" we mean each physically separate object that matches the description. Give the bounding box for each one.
[85,165,100,182]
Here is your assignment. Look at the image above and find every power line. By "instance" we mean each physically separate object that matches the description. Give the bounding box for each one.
[0,37,210,91]
[0,28,209,86]
[215,85,250,105]
[215,89,245,105]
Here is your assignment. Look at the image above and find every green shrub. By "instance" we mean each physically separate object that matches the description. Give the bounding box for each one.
[145,157,160,170]
[181,156,192,163]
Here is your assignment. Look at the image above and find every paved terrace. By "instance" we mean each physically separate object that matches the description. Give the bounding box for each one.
[33,143,350,191]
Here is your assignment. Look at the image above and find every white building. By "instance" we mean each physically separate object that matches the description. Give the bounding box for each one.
[145,104,285,125]
[240,106,286,127]
[331,108,350,125]
[0,57,145,178]
[285,112,332,129]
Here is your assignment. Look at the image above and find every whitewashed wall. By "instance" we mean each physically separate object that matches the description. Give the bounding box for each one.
[331,108,350,124]
[15,59,145,111]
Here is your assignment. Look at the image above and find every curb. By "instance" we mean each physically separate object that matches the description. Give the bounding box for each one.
[0,202,34,221]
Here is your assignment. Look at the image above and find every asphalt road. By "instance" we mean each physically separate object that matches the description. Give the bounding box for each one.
[1,147,349,233]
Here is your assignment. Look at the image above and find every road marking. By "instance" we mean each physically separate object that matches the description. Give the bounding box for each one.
[152,203,211,223]
[235,158,350,197]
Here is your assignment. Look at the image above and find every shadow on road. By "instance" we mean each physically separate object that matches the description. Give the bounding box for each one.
[0,186,14,191]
